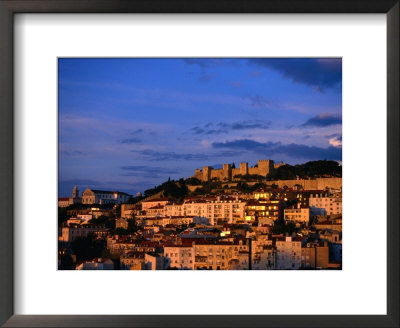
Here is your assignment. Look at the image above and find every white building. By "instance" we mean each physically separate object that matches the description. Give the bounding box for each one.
[284,205,310,224]
[59,224,108,243]
[309,194,342,216]
[164,245,195,269]
[81,188,131,205]
[182,196,246,225]
[76,258,114,270]
[275,236,302,270]
[140,196,246,225]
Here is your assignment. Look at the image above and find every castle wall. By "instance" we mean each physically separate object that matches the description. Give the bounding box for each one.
[210,170,224,180]
[274,178,342,190]
[193,171,203,180]
[240,162,248,175]
[257,159,274,176]
[193,160,340,189]
[248,167,259,175]
[203,166,212,181]
[187,177,341,193]
[232,168,241,177]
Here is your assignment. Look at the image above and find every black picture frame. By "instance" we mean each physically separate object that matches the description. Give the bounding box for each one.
[0,1,398,327]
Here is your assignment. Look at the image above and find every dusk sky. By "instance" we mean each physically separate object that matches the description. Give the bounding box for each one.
[58,58,342,197]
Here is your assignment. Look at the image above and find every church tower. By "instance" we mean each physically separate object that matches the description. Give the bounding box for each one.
[72,185,79,198]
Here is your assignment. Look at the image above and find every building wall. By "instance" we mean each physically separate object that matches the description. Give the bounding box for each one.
[284,208,310,224]
[274,178,342,190]
[193,243,246,270]
[309,195,342,215]
[276,237,302,270]
[59,225,108,243]
[164,246,194,269]
[301,243,329,269]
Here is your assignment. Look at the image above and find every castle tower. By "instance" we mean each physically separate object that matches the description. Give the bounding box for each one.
[240,162,248,176]
[203,166,212,182]
[257,159,275,176]
[223,164,232,181]
[72,185,79,198]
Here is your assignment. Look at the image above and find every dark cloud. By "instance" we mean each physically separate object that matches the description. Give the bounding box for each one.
[191,127,205,134]
[117,137,142,144]
[246,94,270,108]
[191,125,228,135]
[231,120,271,130]
[131,150,210,161]
[117,129,145,143]
[248,58,342,91]
[184,59,239,82]
[191,120,271,135]
[212,139,341,161]
[301,113,342,128]
[60,150,85,156]
[130,129,143,135]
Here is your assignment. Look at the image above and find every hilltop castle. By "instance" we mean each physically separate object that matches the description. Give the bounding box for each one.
[193,159,285,182]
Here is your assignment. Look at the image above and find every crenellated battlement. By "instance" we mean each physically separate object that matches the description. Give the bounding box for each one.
[193,159,278,182]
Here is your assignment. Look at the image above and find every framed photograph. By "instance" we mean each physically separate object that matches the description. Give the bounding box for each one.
[0,1,398,327]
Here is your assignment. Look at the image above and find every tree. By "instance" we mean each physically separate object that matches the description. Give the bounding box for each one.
[58,207,69,225]
[115,204,121,218]
[186,177,201,185]
[70,233,105,262]
[232,162,236,169]
[272,220,296,235]
[127,219,139,234]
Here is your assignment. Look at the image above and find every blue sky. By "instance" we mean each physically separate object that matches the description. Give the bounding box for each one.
[58,58,342,197]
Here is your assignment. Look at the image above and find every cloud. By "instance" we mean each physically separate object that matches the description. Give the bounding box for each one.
[117,137,142,144]
[131,150,210,161]
[192,127,228,135]
[183,59,239,82]
[246,94,270,108]
[230,120,271,130]
[212,139,342,161]
[130,129,143,135]
[191,120,271,135]
[248,58,342,91]
[60,150,85,156]
[327,133,342,148]
[300,113,342,127]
